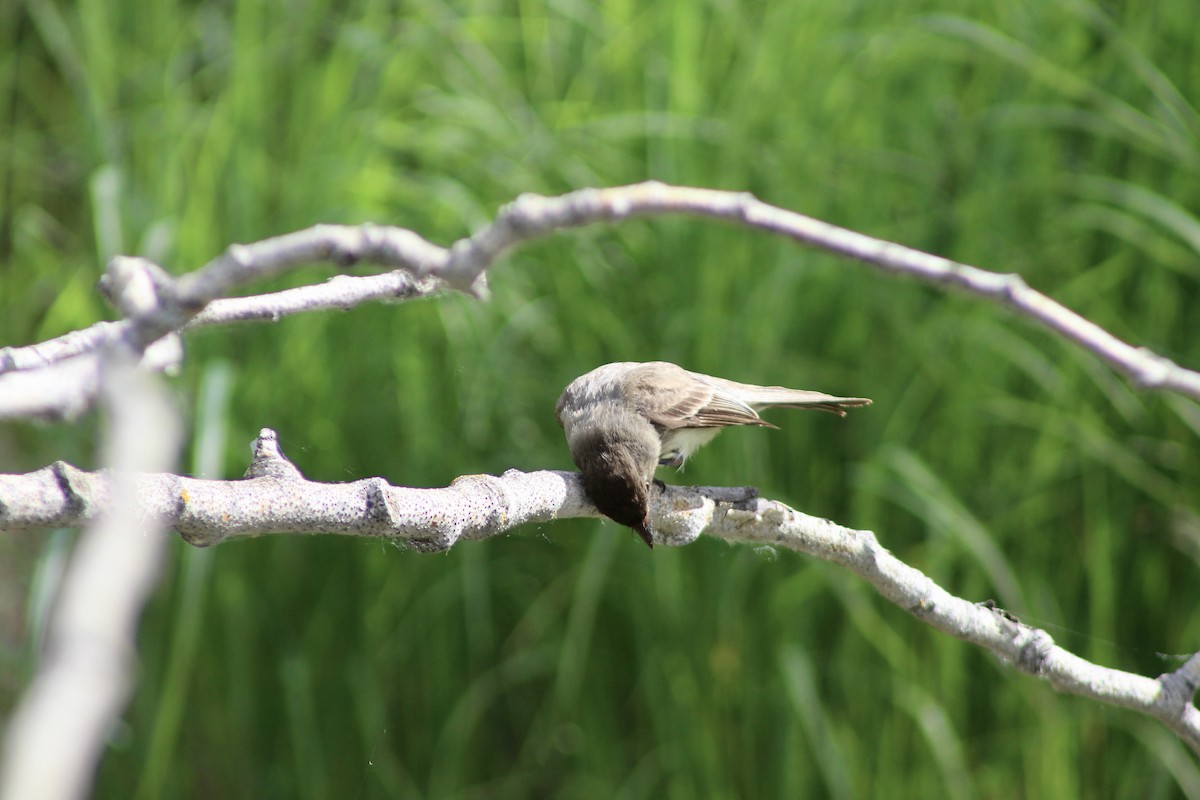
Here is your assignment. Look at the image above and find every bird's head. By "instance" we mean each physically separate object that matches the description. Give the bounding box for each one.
[567,405,660,546]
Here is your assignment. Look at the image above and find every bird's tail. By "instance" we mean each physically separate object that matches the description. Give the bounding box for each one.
[707,379,872,418]
[758,391,871,417]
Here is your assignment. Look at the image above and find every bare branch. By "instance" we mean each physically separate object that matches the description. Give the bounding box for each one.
[702,499,1200,754]
[449,183,1200,396]
[0,353,182,800]
[0,269,442,421]
[176,224,450,309]
[1,429,1197,754]
[0,322,125,373]
[0,430,602,552]
[0,336,182,422]
[185,271,447,328]
[4,183,1198,420]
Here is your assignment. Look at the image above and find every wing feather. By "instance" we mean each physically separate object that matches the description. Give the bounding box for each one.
[625,363,773,430]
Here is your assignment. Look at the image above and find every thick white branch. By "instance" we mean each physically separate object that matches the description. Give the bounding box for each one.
[0,431,666,552]
[1,428,1197,754]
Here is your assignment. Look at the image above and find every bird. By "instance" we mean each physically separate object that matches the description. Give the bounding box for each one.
[555,361,871,547]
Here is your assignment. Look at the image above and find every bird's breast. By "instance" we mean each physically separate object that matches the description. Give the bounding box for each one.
[658,427,722,468]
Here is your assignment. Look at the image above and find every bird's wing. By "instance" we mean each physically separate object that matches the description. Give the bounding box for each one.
[628,363,773,430]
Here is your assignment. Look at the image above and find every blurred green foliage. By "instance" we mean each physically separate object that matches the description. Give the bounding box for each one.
[3,0,1200,796]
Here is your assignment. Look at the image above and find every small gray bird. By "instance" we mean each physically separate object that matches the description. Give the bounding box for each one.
[556,361,871,547]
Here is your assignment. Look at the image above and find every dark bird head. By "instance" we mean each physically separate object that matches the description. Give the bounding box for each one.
[566,405,661,548]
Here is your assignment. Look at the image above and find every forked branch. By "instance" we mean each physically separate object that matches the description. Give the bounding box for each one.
[3,183,1199,420]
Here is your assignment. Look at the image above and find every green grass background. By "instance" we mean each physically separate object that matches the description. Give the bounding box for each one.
[4,0,1200,796]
